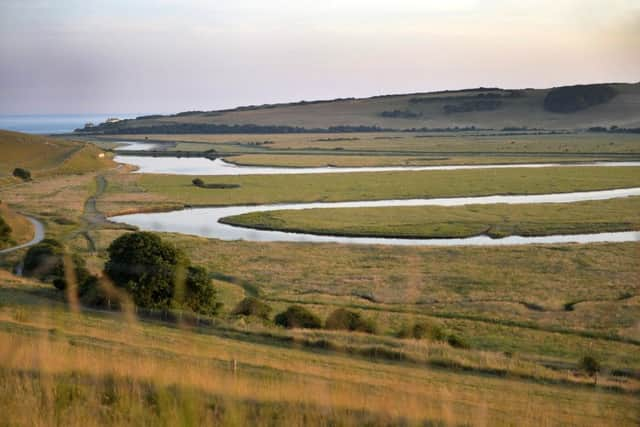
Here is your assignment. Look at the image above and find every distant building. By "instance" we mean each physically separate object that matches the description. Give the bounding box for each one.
[84,122,95,128]
[105,117,121,124]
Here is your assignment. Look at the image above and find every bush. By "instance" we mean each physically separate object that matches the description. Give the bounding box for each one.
[12,168,31,181]
[23,239,65,279]
[274,305,322,329]
[579,355,601,382]
[232,297,272,320]
[192,178,204,187]
[446,334,470,349]
[396,321,445,340]
[324,308,376,333]
[23,239,92,292]
[104,231,220,314]
[182,266,222,316]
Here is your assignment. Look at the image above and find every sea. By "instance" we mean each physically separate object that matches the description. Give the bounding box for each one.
[0,114,142,134]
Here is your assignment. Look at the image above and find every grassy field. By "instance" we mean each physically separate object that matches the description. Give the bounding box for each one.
[222,196,640,238]
[0,130,114,183]
[2,129,640,425]
[0,272,638,426]
[97,166,640,216]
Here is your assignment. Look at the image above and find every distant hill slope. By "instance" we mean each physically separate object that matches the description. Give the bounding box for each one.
[0,130,114,179]
[78,83,640,134]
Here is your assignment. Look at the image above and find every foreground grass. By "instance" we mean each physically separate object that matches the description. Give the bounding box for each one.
[0,274,638,426]
[99,166,640,216]
[222,196,640,239]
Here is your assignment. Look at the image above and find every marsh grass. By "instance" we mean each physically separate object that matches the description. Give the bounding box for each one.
[221,197,640,239]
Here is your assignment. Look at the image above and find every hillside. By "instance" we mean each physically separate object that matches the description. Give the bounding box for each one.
[77,83,640,134]
[0,130,114,180]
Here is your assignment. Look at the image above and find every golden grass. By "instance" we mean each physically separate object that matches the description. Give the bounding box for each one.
[0,283,638,427]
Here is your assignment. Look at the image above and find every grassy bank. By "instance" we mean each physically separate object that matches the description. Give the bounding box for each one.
[98,166,640,215]
[221,196,640,239]
[0,272,638,426]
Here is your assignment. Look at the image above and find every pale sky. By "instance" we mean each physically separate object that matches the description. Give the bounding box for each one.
[1,0,638,114]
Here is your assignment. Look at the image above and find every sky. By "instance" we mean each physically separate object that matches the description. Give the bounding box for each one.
[1,0,638,115]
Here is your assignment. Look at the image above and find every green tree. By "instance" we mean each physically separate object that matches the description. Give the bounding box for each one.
[104,232,220,314]
[182,266,221,316]
[274,305,321,329]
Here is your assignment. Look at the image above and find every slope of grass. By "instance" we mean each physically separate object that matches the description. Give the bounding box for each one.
[0,130,114,182]
[79,82,640,132]
[0,274,638,426]
[222,196,640,239]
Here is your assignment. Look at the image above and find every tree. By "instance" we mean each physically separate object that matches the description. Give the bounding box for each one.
[12,168,31,181]
[182,266,221,316]
[104,232,220,314]
[579,355,601,384]
[325,308,376,333]
[192,178,204,187]
[23,239,91,291]
[274,305,322,329]
[232,297,272,320]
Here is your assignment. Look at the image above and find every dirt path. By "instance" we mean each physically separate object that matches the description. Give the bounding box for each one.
[0,216,45,255]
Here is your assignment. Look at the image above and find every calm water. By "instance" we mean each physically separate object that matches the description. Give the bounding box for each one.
[114,155,640,176]
[0,114,140,134]
[110,188,640,246]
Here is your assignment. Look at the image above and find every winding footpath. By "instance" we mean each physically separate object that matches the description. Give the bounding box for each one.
[0,216,45,255]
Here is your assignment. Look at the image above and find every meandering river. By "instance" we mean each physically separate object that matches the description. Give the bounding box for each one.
[114,154,640,176]
[109,188,640,246]
[109,145,640,245]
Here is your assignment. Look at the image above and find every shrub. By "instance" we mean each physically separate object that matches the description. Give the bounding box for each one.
[104,231,220,314]
[23,239,65,279]
[12,168,31,181]
[192,178,204,187]
[232,297,272,320]
[446,334,470,349]
[579,355,601,383]
[396,321,445,340]
[325,308,376,333]
[23,240,92,293]
[274,305,322,329]
[182,266,222,316]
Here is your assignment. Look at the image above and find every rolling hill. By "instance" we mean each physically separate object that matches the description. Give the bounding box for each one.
[0,130,114,180]
[77,83,640,134]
